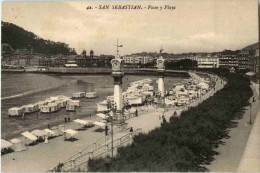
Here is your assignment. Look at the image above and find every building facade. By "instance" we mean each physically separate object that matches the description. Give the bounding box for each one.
[219,50,239,69]
[237,50,251,70]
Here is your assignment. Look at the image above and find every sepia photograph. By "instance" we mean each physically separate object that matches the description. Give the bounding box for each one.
[1,0,259,172]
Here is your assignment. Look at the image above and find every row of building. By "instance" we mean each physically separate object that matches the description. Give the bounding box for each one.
[2,49,114,68]
[1,48,259,75]
[166,49,259,71]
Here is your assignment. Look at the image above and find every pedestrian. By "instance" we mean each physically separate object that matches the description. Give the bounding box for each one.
[163,117,166,124]
[45,136,49,144]
[135,109,138,117]
[130,127,133,138]
[64,117,67,122]
[68,117,70,122]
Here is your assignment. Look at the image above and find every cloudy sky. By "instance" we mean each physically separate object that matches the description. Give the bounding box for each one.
[2,0,259,55]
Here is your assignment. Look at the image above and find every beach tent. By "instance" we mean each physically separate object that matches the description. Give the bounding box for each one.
[73,92,85,98]
[64,129,78,138]
[1,139,13,150]
[10,138,27,152]
[93,121,106,128]
[69,100,80,107]
[97,100,109,112]
[66,104,76,111]
[8,107,24,116]
[21,131,37,145]
[51,127,63,136]
[44,129,56,137]
[50,96,60,102]
[73,119,90,125]
[86,92,98,98]
[126,96,143,105]
[73,119,92,129]
[96,113,107,119]
[31,129,48,139]
[23,104,35,113]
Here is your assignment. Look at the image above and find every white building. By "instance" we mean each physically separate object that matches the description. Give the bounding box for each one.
[123,55,152,65]
[195,53,219,68]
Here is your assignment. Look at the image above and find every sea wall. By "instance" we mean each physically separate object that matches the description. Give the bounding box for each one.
[2,67,190,77]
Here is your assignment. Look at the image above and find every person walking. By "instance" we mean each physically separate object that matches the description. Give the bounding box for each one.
[163,117,166,124]
[162,113,165,119]
[135,109,138,117]
[130,127,133,138]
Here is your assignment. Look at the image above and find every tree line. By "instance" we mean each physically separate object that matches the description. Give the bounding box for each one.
[87,68,252,172]
[1,21,76,55]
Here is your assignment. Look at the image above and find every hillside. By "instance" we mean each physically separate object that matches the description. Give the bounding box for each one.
[1,21,77,55]
[242,42,259,51]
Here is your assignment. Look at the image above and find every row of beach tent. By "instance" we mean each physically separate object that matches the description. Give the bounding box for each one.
[97,79,154,113]
[8,95,81,116]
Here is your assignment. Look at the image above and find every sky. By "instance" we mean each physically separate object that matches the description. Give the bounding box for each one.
[1,0,259,55]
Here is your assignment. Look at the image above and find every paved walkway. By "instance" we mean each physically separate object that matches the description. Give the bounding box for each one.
[206,84,259,172]
[237,83,260,172]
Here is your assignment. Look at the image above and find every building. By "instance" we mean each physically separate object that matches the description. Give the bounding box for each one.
[219,50,239,69]
[237,50,251,70]
[249,48,259,76]
[197,53,219,68]
[123,55,153,66]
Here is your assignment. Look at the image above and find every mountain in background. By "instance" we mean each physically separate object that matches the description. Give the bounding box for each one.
[242,42,259,51]
[1,21,77,56]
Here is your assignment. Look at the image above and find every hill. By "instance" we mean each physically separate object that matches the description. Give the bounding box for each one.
[242,42,259,51]
[1,21,77,55]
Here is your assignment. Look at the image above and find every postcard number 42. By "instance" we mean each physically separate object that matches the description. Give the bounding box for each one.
[86,6,93,10]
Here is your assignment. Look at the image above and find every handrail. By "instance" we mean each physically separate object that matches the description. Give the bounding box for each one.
[49,128,142,172]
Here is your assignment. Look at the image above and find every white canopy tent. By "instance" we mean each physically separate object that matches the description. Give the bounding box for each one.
[21,131,37,141]
[93,121,106,128]
[96,113,108,119]
[1,139,13,150]
[73,119,89,125]
[44,129,56,137]
[64,129,78,138]
[31,129,48,138]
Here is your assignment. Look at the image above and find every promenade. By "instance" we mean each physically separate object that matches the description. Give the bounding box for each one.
[1,72,223,172]
[237,82,260,172]
[206,83,259,172]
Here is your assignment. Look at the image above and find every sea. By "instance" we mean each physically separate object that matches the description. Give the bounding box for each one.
[1,72,187,139]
